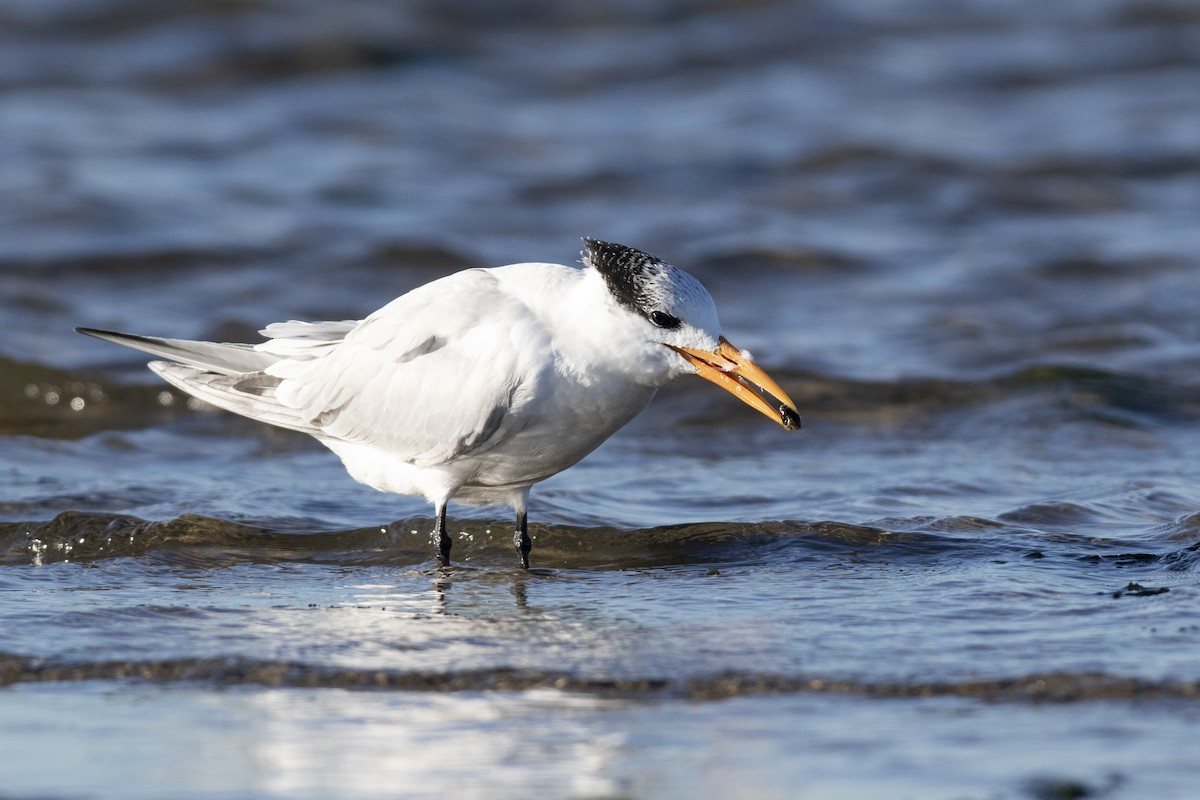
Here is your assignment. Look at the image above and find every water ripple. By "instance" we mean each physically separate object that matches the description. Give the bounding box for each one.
[1,650,1197,705]
[5,509,1198,574]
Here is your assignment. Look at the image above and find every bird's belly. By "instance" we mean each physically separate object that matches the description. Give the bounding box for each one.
[321,383,655,507]
[459,387,653,494]
[460,424,617,492]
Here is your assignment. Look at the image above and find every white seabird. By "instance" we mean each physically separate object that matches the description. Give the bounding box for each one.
[78,238,800,568]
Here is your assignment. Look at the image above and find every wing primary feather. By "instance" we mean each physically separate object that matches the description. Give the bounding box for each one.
[76,327,278,375]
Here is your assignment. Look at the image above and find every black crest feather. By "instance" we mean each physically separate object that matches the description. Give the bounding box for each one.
[582,238,668,317]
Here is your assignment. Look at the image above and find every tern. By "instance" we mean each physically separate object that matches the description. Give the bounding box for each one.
[78,239,800,568]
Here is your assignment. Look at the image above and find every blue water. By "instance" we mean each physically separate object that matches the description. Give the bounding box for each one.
[3,1,1200,798]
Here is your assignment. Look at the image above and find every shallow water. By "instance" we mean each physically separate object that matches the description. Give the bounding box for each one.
[3,1,1200,798]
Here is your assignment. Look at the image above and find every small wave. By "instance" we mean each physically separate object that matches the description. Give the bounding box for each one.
[0,511,413,568]
[1152,514,1200,572]
[1,511,1005,570]
[7,507,1198,571]
[1,651,1195,704]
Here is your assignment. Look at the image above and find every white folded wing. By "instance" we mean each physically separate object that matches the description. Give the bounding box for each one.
[152,268,550,468]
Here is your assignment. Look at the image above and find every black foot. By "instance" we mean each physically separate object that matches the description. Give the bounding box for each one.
[434,504,452,567]
[514,511,531,569]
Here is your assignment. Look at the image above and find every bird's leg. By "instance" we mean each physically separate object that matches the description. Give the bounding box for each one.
[513,510,531,569]
[434,503,452,567]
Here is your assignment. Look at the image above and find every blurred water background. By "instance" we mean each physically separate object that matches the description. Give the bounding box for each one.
[3,1,1200,798]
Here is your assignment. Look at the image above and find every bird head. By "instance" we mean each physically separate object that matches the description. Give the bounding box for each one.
[583,238,800,430]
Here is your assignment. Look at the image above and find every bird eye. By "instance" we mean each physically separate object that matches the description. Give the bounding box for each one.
[649,311,682,330]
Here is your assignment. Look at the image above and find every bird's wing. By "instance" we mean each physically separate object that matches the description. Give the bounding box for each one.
[260,269,549,466]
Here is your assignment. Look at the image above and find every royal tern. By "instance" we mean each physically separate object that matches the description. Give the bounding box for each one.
[78,238,800,568]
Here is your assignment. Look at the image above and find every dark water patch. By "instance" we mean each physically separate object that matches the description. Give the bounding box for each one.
[0,1,455,90]
[140,38,448,92]
[693,244,869,275]
[1025,775,1119,800]
[0,0,273,35]
[0,245,267,278]
[775,362,1200,429]
[970,174,1130,216]
[795,143,973,176]
[535,518,1004,570]
[1117,2,1200,27]
[785,142,1196,234]
[355,240,477,274]
[1,651,1197,705]
[0,356,188,439]
[780,371,991,426]
[685,671,1200,704]
[1086,552,1164,569]
[1001,501,1109,529]
[1110,581,1169,599]
[0,0,824,93]
[1029,253,1186,282]
[1010,152,1200,180]
[987,366,1199,424]
[790,143,1198,219]
[961,33,1200,93]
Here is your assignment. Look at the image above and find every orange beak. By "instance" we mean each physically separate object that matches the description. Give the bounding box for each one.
[665,337,801,430]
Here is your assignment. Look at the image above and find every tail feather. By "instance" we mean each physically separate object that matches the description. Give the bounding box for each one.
[78,325,341,436]
[76,327,278,376]
[149,361,321,436]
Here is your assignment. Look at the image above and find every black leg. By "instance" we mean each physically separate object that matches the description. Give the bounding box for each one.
[434,503,452,567]
[513,510,531,569]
